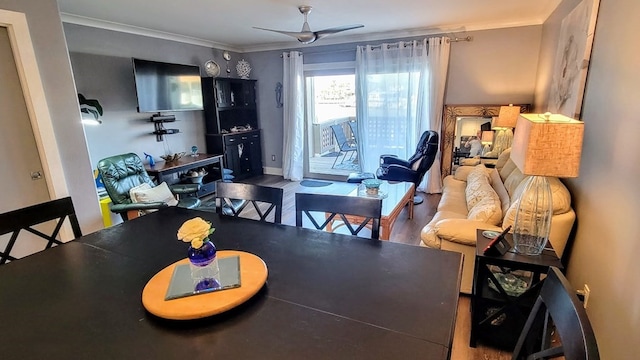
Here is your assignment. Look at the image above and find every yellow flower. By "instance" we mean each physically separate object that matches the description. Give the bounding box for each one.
[177,217,215,249]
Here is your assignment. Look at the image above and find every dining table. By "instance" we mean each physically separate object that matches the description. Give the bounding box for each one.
[0,206,462,359]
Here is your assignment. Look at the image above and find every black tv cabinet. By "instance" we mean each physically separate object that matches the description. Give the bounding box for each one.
[201,77,263,179]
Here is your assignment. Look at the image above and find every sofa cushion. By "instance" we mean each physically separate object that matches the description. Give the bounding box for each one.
[489,168,511,216]
[502,176,573,229]
[465,165,492,209]
[503,166,526,198]
[439,175,469,214]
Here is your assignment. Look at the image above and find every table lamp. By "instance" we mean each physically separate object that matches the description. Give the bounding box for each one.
[480,131,494,155]
[491,104,520,155]
[510,112,584,255]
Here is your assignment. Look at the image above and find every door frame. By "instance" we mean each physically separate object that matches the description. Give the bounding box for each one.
[0,9,69,199]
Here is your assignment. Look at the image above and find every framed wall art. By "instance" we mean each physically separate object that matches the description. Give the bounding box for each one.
[548,0,600,119]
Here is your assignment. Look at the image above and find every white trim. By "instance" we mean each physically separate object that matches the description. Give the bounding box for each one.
[1,10,73,240]
[263,167,283,176]
[304,61,355,71]
[60,11,543,54]
[60,13,243,53]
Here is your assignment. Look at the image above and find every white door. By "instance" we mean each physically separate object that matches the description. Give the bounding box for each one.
[0,26,51,259]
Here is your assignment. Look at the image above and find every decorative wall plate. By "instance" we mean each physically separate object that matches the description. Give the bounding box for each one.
[204,60,221,77]
[236,59,251,79]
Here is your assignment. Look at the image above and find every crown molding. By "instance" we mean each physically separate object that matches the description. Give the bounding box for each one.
[61,12,543,54]
[60,13,243,52]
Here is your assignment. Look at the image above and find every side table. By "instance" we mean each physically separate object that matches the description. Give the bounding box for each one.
[470,229,563,350]
[145,153,224,198]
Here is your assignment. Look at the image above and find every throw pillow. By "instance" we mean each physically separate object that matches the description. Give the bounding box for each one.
[130,182,178,213]
[465,166,502,225]
[465,165,492,209]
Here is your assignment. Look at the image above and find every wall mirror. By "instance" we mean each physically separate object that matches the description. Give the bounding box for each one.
[440,104,530,177]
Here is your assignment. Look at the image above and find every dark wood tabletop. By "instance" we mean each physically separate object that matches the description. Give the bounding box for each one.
[0,207,462,359]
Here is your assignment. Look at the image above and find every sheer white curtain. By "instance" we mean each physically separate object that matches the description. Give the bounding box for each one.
[424,37,450,193]
[355,37,449,193]
[282,51,304,181]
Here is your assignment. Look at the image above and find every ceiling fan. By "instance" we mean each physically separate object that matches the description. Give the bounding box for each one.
[253,5,364,44]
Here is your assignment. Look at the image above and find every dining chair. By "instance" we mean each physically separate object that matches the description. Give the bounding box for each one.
[0,197,82,264]
[329,124,358,168]
[512,266,599,360]
[295,193,382,239]
[215,182,284,224]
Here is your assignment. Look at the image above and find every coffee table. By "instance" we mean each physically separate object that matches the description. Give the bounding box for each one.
[323,181,415,240]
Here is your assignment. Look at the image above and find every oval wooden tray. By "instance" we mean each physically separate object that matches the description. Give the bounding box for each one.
[142,250,267,320]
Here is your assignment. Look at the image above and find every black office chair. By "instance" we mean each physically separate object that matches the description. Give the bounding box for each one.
[330,124,358,168]
[215,182,284,224]
[295,193,382,240]
[512,267,599,360]
[0,197,82,264]
[376,130,439,205]
[97,153,201,221]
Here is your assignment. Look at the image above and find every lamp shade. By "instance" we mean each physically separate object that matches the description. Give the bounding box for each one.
[492,105,520,129]
[480,131,493,144]
[511,113,584,178]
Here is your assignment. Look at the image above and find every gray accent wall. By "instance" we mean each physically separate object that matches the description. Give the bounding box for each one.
[535,0,640,358]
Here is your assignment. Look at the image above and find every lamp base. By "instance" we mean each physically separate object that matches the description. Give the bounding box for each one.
[512,175,553,256]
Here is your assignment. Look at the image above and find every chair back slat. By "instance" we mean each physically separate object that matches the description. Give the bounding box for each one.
[0,197,82,264]
[512,267,599,360]
[295,193,382,240]
[215,182,283,224]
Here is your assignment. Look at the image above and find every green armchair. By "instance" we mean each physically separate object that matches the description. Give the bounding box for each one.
[97,153,201,221]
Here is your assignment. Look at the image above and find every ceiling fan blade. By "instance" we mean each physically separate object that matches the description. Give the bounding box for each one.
[252,27,304,38]
[315,24,364,39]
[253,27,317,44]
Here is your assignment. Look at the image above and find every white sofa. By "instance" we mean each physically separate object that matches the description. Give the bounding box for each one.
[421,149,575,293]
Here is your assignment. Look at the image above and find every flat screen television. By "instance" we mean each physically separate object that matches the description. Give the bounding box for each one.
[132,58,204,113]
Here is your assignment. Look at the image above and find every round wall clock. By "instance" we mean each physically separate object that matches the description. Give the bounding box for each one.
[204,60,220,77]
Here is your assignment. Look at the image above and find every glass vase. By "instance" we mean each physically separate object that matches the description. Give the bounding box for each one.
[187,240,220,290]
[512,176,553,256]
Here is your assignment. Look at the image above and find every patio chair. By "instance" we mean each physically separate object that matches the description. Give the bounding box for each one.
[329,124,357,168]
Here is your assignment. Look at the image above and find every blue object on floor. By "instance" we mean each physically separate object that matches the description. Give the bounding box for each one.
[300,180,332,187]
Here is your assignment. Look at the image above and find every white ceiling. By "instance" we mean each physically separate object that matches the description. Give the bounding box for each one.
[58,0,561,52]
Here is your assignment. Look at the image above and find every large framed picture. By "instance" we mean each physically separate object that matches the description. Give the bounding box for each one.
[548,0,600,119]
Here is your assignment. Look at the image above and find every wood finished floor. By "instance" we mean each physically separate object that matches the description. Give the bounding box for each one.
[205,175,512,359]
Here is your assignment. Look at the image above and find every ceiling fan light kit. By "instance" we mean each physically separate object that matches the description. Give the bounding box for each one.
[253,5,364,44]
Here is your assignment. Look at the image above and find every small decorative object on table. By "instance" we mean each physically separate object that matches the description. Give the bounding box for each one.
[184,169,207,184]
[236,59,252,79]
[160,152,186,163]
[362,178,383,196]
[177,217,220,290]
[191,145,199,157]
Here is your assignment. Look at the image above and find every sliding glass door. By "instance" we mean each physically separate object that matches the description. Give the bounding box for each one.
[304,73,360,180]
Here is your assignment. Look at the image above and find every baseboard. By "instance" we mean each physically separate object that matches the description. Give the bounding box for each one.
[263,167,283,176]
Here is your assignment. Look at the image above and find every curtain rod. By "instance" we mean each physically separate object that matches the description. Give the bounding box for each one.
[280,35,473,57]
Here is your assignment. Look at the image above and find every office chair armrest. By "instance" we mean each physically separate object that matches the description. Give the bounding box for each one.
[376,164,419,183]
[170,184,201,195]
[380,155,411,167]
[110,202,169,214]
